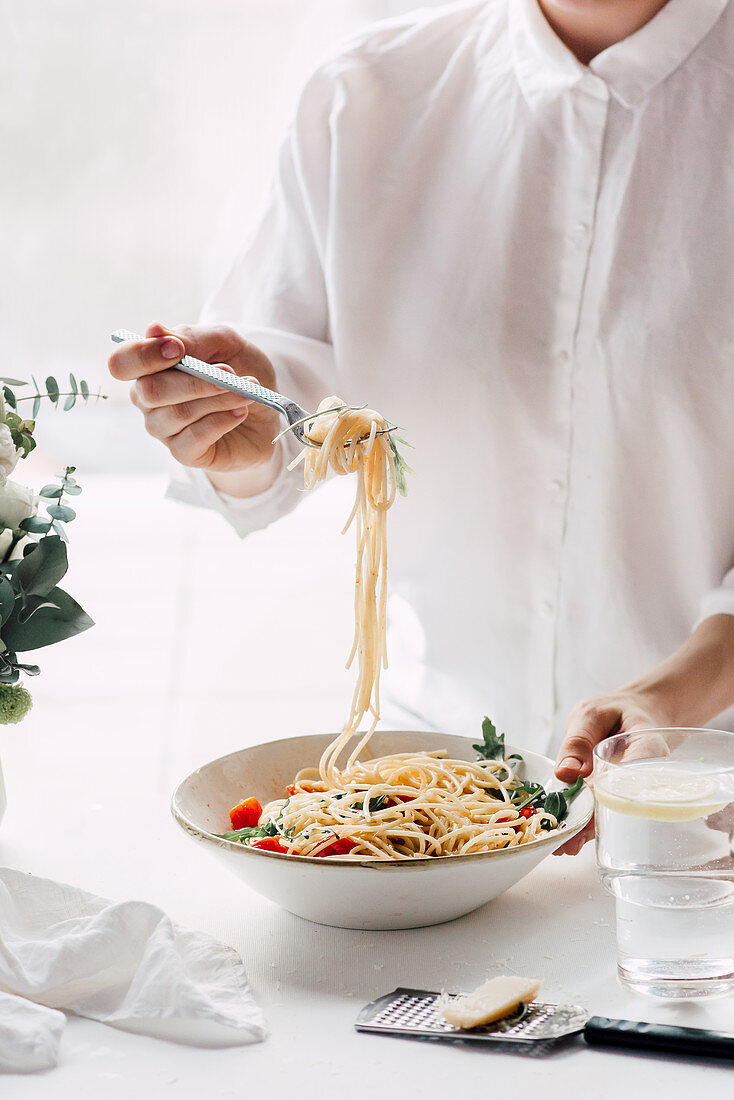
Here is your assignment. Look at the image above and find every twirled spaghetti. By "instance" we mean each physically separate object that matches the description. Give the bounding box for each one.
[224,399,576,858]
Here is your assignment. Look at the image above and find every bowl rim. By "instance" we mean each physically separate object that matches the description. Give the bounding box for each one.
[171,731,594,868]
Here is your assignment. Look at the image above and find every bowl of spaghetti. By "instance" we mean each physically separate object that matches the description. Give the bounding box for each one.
[172,397,591,927]
[171,728,594,930]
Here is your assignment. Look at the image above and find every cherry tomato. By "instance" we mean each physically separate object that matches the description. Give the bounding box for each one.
[250,837,290,853]
[229,797,263,830]
[519,806,535,819]
[313,837,358,857]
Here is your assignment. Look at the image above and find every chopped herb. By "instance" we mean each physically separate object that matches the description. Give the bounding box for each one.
[387,434,414,497]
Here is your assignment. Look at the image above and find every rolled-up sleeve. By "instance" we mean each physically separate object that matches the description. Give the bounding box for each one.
[166,63,340,536]
[697,567,734,625]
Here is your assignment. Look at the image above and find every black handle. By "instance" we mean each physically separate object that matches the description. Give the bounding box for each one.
[584,1016,734,1060]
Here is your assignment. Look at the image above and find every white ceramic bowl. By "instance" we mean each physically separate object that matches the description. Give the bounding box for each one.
[171,730,594,930]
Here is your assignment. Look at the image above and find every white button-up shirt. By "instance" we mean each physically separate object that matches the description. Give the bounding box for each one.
[170,0,734,751]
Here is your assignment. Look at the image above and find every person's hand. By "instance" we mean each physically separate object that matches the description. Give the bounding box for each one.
[551,690,668,856]
[108,322,282,472]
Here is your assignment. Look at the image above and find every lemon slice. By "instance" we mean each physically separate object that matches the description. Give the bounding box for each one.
[595,767,726,822]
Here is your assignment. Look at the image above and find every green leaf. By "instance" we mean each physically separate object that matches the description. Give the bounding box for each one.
[17,594,60,625]
[0,377,27,387]
[472,716,509,762]
[32,395,40,418]
[543,777,584,823]
[14,536,68,597]
[47,504,76,523]
[2,585,93,652]
[39,485,64,499]
[0,577,15,624]
[511,781,546,811]
[69,373,78,394]
[62,484,82,497]
[19,516,52,535]
[52,521,69,544]
[215,819,279,843]
[45,376,59,405]
[63,394,76,411]
[80,379,89,400]
[3,386,16,409]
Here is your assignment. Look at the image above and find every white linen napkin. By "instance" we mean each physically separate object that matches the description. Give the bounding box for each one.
[0,867,267,1069]
[0,991,65,1072]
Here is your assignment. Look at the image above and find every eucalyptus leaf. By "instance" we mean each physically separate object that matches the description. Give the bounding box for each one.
[0,377,27,387]
[69,373,78,394]
[62,484,82,497]
[63,394,76,411]
[52,521,69,544]
[47,504,76,523]
[32,396,40,418]
[45,376,59,404]
[3,386,16,409]
[39,485,64,499]
[19,516,52,535]
[80,380,89,399]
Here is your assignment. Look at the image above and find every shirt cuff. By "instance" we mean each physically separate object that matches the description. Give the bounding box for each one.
[165,442,305,539]
[695,571,734,628]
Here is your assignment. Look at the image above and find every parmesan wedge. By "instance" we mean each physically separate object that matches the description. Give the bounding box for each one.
[439,976,542,1030]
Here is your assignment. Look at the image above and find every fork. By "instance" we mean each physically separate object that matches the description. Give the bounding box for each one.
[110,329,318,447]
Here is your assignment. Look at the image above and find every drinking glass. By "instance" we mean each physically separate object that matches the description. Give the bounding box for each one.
[594,728,734,999]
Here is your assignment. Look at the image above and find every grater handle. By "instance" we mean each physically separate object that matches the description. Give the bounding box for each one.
[584,1016,734,1060]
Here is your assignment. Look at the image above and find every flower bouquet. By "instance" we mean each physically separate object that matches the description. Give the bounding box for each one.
[0,373,104,724]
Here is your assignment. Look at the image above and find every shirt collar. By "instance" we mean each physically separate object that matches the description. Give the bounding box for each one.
[509,0,730,109]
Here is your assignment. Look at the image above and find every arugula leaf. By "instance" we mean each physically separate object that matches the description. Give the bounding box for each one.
[472,716,507,761]
[543,776,584,822]
[511,781,546,811]
[216,819,279,843]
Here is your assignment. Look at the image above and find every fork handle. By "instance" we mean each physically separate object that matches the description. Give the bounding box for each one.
[110,329,289,414]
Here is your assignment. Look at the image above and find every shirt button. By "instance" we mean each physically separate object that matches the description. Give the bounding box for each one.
[549,478,565,495]
[539,600,554,617]
[558,349,571,365]
[573,222,590,239]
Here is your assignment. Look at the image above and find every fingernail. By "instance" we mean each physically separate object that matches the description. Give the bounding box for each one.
[160,339,181,359]
[558,756,583,773]
[231,406,249,418]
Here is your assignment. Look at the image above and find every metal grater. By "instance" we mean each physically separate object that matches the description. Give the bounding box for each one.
[110,329,314,445]
[356,988,587,1046]
[356,988,734,1060]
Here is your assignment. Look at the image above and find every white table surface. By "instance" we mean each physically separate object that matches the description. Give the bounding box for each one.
[1,473,733,1096]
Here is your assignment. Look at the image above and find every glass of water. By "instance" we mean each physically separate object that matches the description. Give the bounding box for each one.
[594,728,734,999]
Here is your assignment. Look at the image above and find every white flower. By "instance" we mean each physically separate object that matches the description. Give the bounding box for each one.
[0,480,38,530]
[0,529,12,559]
[0,424,21,486]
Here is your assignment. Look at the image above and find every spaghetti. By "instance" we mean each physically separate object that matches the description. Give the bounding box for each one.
[224,399,577,859]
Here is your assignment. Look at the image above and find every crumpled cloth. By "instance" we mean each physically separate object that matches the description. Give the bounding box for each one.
[0,991,64,1072]
[0,867,267,1071]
